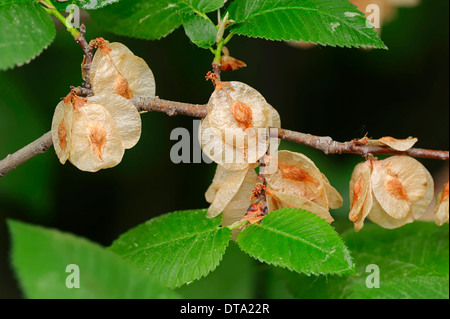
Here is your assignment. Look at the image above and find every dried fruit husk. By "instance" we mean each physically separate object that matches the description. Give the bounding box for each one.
[200,81,280,170]
[371,156,428,220]
[267,190,334,223]
[349,156,434,231]
[349,161,373,231]
[220,55,247,71]
[200,117,273,171]
[265,150,329,209]
[221,168,259,227]
[435,182,449,226]
[69,103,124,172]
[51,99,74,164]
[321,172,344,209]
[207,81,278,131]
[410,167,434,220]
[367,194,415,229]
[365,136,418,151]
[90,42,133,81]
[91,42,156,99]
[205,165,256,218]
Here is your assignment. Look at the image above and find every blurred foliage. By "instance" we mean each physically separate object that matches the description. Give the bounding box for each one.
[266,222,449,299]
[0,1,448,298]
[8,220,178,299]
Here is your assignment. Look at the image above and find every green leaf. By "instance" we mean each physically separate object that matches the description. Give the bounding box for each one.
[227,0,387,49]
[110,209,232,288]
[348,276,449,299]
[237,208,355,276]
[0,0,56,70]
[8,220,178,299]
[90,0,225,40]
[176,242,257,298]
[182,14,217,49]
[188,0,225,13]
[53,0,121,11]
[284,222,449,299]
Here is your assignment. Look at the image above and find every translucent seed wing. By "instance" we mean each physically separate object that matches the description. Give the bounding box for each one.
[268,191,334,223]
[51,100,73,164]
[321,172,344,209]
[411,167,434,220]
[366,136,418,151]
[367,195,415,229]
[207,81,272,130]
[206,166,251,218]
[349,162,372,231]
[90,42,134,85]
[435,182,449,226]
[88,94,141,149]
[92,52,155,98]
[371,156,427,220]
[205,164,250,203]
[266,150,327,207]
[221,168,258,227]
[200,116,257,171]
[69,103,124,172]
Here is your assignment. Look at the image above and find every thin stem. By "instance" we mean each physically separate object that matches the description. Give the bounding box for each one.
[0,132,53,178]
[223,33,234,45]
[40,0,80,38]
[74,24,94,90]
[273,128,450,161]
[214,39,225,64]
[227,219,250,230]
[211,39,225,79]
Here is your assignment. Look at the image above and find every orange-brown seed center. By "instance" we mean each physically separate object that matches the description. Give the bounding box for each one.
[232,101,253,129]
[58,119,68,151]
[385,174,408,201]
[280,164,316,184]
[380,136,396,142]
[88,124,107,160]
[115,75,134,99]
[352,175,363,208]
[442,182,449,202]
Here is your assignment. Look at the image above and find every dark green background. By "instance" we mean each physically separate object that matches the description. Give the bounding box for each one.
[0,1,448,298]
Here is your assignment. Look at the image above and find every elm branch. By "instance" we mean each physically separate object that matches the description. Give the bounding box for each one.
[1,98,448,178]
